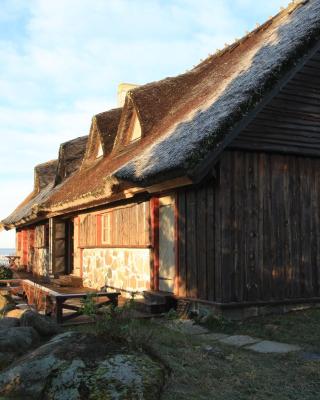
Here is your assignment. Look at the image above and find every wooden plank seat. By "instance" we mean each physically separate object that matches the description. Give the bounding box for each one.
[0,279,23,296]
[54,292,121,324]
[0,278,120,324]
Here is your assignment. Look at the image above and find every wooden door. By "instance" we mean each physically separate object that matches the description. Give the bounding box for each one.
[51,219,66,276]
[158,196,176,292]
[65,220,74,275]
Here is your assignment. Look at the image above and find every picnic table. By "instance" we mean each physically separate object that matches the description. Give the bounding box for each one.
[54,291,121,324]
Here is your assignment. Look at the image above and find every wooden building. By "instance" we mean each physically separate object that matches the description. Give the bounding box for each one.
[2,0,320,315]
[2,136,88,277]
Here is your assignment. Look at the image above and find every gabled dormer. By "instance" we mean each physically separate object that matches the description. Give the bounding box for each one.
[112,95,144,152]
[81,108,122,169]
[34,160,58,193]
[55,136,88,184]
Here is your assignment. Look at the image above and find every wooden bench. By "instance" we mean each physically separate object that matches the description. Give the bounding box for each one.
[54,292,121,324]
[0,278,121,324]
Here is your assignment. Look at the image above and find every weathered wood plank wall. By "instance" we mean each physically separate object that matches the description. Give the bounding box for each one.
[231,50,320,157]
[79,201,150,248]
[178,150,320,303]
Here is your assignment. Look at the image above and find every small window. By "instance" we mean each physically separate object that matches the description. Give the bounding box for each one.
[128,111,141,143]
[102,213,111,244]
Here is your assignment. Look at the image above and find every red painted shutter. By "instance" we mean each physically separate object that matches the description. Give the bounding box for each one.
[22,230,28,266]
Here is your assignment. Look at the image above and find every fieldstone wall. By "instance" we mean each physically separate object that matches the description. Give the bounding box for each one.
[82,248,151,293]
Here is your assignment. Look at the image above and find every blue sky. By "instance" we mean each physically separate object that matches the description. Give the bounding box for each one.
[0,0,289,248]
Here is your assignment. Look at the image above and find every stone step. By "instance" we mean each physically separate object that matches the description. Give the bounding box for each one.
[132,299,167,314]
[143,291,177,310]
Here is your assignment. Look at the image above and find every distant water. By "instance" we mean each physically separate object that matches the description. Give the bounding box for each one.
[0,248,15,255]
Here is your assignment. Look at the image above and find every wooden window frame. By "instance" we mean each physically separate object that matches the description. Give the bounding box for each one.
[79,202,151,249]
[151,194,179,293]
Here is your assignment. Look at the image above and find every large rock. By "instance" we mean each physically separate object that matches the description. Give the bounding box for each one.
[0,317,20,329]
[0,327,39,354]
[20,310,60,337]
[0,326,39,371]
[0,331,165,400]
[5,308,28,319]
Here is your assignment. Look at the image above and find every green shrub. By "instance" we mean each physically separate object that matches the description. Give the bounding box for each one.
[166,308,179,320]
[0,266,13,280]
[81,294,154,350]
[80,293,99,320]
[201,314,236,333]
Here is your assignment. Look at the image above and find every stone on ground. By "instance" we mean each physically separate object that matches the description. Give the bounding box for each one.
[0,331,165,400]
[5,308,28,318]
[0,293,15,314]
[245,340,301,353]
[0,317,20,329]
[164,320,210,335]
[0,326,39,353]
[16,303,31,310]
[219,335,260,347]
[300,352,320,361]
[0,326,39,370]
[201,344,225,358]
[20,310,60,337]
[198,332,230,341]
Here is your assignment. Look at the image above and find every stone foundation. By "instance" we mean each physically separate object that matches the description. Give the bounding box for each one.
[82,248,151,294]
[187,299,320,321]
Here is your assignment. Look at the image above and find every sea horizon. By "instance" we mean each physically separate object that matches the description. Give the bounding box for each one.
[0,248,16,255]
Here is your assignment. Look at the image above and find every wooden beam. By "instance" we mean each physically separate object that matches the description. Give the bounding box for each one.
[150,197,159,291]
[174,193,179,296]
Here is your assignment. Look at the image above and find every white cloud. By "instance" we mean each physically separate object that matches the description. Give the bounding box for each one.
[0,179,31,248]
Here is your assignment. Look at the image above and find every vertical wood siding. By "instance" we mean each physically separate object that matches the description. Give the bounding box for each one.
[79,201,150,248]
[178,150,320,303]
[79,214,97,247]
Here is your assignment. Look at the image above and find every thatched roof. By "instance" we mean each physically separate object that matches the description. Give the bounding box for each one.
[34,160,58,192]
[82,108,122,169]
[55,135,88,184]
[114,0,320,182]
[42,108,124,210]
[1,136,88,229]
[41,0,320,215]
[1,160,58,229]
[4,0,320,220]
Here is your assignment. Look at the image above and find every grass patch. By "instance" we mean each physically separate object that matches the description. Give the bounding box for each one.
[203,308,320,350]
[65,316,320,400]
[144,321,320,399]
